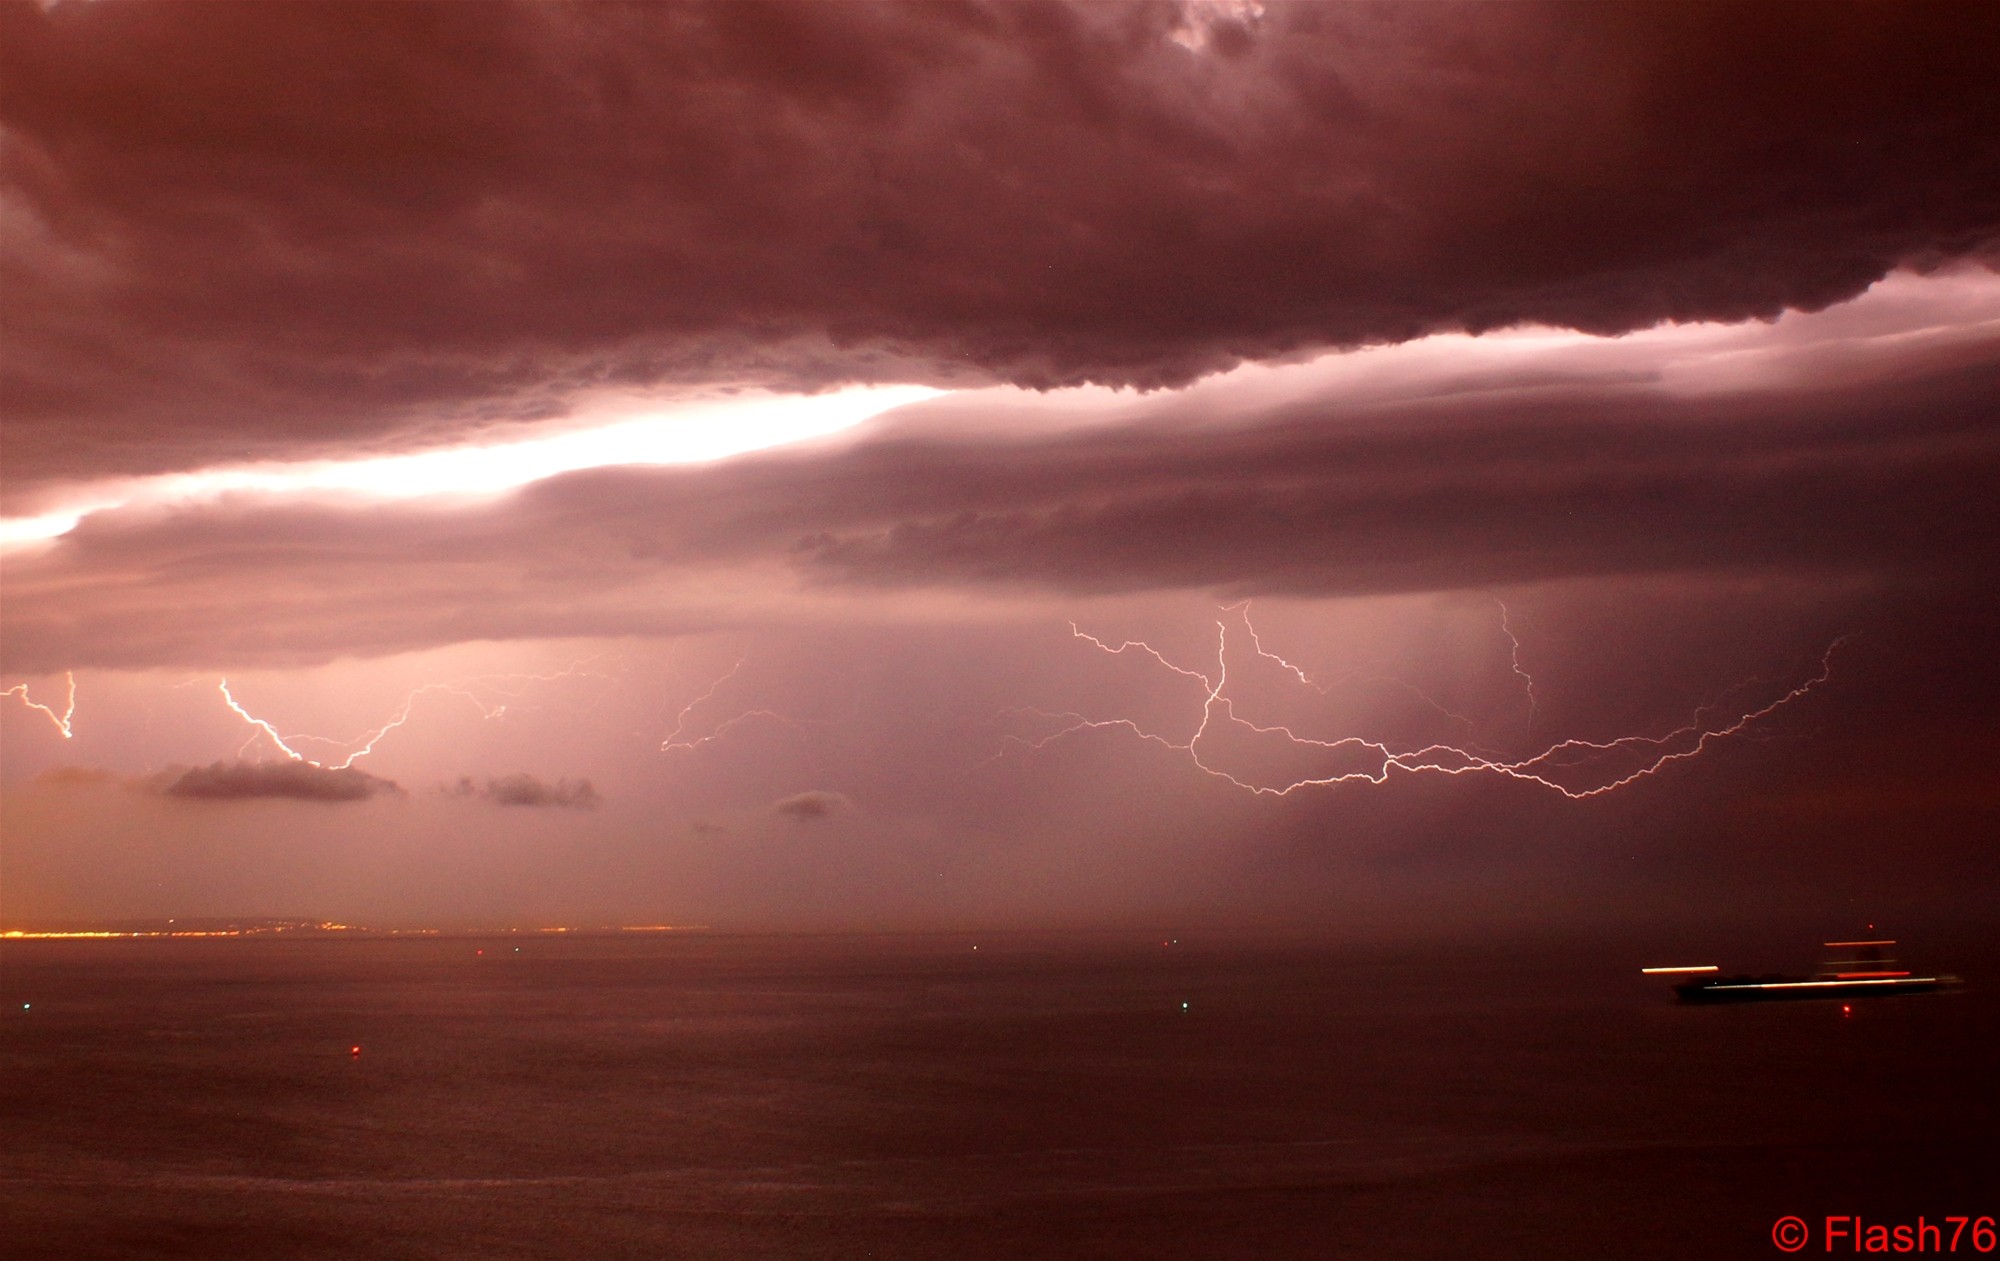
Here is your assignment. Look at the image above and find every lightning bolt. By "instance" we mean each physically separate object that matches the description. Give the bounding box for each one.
[218,679,310,761]
[989,611,1846,800]
[658,659,823,755]
[1230,600,1480,736]
[1497,600,1540,728]
[659,659,746,751]
[1067,625,1216,684]
[1229,600,1320,690]
[296,682,480,769]
[216,660,614,769]
[3,671,76,739]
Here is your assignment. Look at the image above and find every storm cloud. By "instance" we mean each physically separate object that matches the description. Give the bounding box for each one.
[774,791,852,823]
[3,1,1998,938]
[4,1,1997,493]
[161,760,402,803]
[3,274,1993,675]
[454,773,603,810]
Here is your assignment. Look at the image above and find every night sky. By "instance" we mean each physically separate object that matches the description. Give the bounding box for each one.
[4,0,1997,935]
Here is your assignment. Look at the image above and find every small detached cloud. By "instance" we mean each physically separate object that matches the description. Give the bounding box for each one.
[162,760,401,803]
[448,773,602,810]
[773,790,852,823]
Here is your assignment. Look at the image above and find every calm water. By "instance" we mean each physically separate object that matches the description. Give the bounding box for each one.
[2,932,1994,1259]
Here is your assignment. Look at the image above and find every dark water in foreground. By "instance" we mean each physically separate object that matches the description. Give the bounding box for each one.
[2,933,1994,1260]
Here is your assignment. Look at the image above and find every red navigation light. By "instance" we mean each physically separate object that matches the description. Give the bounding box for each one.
[1840,1005,1852,1018]
[349,1044,362,1057]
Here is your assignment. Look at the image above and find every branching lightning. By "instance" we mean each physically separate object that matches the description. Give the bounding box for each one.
[3,672,76,739]
[990,603,1845,800]
[659,659,746,752]
[1229,600,1480,736]
[215,661,613,769]
[218,679,310,762]
[658,659,822,755]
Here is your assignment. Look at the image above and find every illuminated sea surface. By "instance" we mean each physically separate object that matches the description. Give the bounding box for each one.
[2,931,1994,1259]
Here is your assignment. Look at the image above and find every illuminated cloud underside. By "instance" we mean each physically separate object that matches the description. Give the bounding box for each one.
[0,385,940,548]
[2,2,1996,931]
[8,266,1994,553]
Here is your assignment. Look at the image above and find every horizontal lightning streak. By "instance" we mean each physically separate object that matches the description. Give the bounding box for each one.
[1067,624,1214,683]
[657,659,825,755]
[990,607,1847,800]
[661,709,815,754]
[217,662,612,769]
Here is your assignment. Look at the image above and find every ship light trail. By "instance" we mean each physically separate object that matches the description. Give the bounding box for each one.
[1706,977,1939,992]
[991,603,1844,799]
[3,672,76,739]
[1641,965,1720,975]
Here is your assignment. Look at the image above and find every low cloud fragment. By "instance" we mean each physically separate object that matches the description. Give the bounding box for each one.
[450,773,602,810]
[162,760,401,803]
[773,790,851,823]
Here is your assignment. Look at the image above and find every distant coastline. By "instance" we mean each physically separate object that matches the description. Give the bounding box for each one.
[1,919,708,940]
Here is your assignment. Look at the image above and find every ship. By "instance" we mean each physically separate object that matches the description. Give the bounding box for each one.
[1643,938,1963,1004]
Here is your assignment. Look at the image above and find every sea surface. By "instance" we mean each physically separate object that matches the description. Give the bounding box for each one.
[2,931,1994,1260]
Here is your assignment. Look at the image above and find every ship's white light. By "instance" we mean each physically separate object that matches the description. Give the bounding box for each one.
[1710,977,1938,991]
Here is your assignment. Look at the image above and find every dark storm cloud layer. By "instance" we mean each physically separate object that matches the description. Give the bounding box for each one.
[5,2,1999,490]
[161,760,401,803]
[3,324,1994,673]
[792,360,2000,597]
